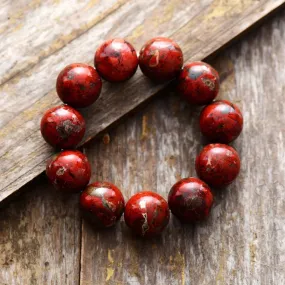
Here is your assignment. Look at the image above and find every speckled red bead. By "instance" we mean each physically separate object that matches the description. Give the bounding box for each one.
[94,38,138,82]
[80,182,125,228]
[124,191,170,237]
[40,105,85,149]
[168,177,213,223]
[196,144,241,188]
[139,37,183,82]
[178,61,220,105]
[199,100,243,143]
[46,150,91,193]
[56,63,102,108]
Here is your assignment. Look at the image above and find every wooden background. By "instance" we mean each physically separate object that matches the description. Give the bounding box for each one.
[1,1,285,285]
[0,0,284,202]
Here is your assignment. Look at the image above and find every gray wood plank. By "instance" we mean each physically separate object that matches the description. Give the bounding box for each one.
[0,175,81,285]
[0,0,125,85]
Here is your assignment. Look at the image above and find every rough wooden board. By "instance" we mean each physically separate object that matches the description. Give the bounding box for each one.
[1,9,285,285]
[0,0,125,85]
[0,1,284,201]
[80,10,285,284]
[0,0,208,202]
[0,0,204,129]
[0,175,81,285]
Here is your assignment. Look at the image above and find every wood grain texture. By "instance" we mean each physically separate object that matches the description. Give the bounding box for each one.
[0,175,81,285]
[1,0,284,203]
[1,7,285,285]
[0,0,125,85]
[80,10,285,284]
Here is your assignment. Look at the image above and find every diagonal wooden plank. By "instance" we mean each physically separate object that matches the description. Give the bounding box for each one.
[0,0,284,203]
[0,0,127,85]
[0,0,215,196]
[0,0,202,129]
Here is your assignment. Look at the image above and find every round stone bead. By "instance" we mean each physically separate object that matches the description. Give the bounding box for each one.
[80,182,125,228]
[56,63,102,108]
[199,100,243,143]
[178,61,219,105]
[40,105,85,149]
[124,191,170,237]
[46,150,91,193]
[168,177,213,223]
[195,144,240,188]
[139,37,183,82]
[94,38,138,82]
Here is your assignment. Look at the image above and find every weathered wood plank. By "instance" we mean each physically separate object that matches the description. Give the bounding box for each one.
[0,175,81,285]
[0,0,126,85]
[0,0,201,129]
[0,0,284,203]
[80,9,285,284]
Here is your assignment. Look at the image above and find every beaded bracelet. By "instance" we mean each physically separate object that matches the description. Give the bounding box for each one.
[41,37,243,238]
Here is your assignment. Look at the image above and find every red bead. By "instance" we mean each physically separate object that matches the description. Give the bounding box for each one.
[178,61,219,105]
[139,37,183,82]
[199,100,243,143]
[94,38,138,82]
[168,178,213,223]
[80,182,125,228]
[195,144,240,188]
[56,63,102,108]
[40,105,85,149]
[124,191,170,237]
[46,150,91,193]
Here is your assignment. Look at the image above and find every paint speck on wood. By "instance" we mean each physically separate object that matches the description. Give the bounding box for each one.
[102,133,111,145]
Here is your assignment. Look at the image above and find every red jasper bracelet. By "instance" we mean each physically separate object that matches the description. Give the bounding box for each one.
[41,37,243,238]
